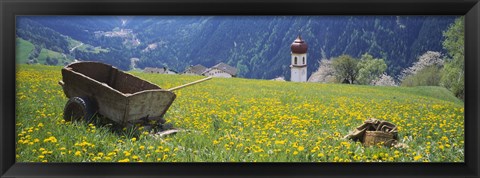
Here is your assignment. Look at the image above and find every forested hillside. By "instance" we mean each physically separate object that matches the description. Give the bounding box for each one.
[16,16,457,79]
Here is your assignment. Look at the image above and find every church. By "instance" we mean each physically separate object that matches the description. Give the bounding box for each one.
[290,35,308,82]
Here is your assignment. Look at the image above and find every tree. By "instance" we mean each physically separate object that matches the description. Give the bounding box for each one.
[400,51,444,80]
[236,60,249,78]
[45,56,59,66]
[51,57,59,65]
[440,16,464,100]
[29,45,42,59]
[332,55,359,84]
[371,73,397,86]
[308,59,336,83]
[45,56,51,65]
[400,51,444,87]
[357,53,387,85]
[442,17,464,65]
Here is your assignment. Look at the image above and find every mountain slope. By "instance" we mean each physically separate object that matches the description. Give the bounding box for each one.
[17,16,458,79]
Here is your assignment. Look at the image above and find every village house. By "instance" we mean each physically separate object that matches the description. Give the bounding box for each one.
[165,69,178,74]
[202,62,237,78]
[144,67,165,74]
[183,64,208,75]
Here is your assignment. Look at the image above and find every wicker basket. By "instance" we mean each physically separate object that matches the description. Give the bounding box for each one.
[363,131,395,146]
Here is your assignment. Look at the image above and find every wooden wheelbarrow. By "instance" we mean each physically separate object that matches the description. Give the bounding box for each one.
[58,61,212,129]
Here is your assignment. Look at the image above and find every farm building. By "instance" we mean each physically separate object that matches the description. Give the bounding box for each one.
[165,69,178,74]
[144,67,165,74]
[183,64,208,75]
[202,62,237,78]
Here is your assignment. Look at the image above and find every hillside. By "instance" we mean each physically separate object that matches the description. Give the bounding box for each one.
[16,64,464,162]
[16,16,458,79]
[16,38,35,64]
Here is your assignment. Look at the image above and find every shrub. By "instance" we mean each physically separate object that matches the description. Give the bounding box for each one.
[401,66,442,87]
[371,73,397,86]
[400,51,444,81]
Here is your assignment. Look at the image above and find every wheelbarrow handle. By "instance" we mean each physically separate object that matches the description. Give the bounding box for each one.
[167,76,213,92]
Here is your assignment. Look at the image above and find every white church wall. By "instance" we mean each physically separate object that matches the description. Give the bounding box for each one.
[290,53,307,82]
[291,53,307,66]
[291,67,307,82]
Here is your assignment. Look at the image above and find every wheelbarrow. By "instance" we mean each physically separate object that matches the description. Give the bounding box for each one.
[58,61,212,129]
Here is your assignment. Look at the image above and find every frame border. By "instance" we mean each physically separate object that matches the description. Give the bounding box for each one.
[1,0,479,177]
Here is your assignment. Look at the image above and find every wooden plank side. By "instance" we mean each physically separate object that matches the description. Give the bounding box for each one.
[61,61,175,125]
[126,90,176,123]
[66,62,111,83]
[61,69,128,124]
[113,70,161,94]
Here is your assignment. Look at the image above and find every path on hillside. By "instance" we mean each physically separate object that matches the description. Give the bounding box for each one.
[69,43,83,53]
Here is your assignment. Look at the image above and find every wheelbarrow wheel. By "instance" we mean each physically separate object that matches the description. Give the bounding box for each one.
[63,97,97,122]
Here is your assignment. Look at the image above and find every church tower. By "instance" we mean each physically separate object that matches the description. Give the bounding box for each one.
[290,35,308,82]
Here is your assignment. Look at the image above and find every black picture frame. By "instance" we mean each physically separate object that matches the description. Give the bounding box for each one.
[1,0,479,177]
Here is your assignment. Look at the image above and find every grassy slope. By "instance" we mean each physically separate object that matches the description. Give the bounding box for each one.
[37,48,74,65]
[328,84,463,106]
[16,64,464,162]
[66,37,108,54]
[66,37,82,50]
[77,45,109,54]
[16,37,75,65]
[16,38,35,64]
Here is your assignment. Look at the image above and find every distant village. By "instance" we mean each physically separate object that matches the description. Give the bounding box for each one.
[143,62,238,78]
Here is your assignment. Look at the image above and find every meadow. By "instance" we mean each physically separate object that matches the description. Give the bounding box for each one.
[15,38,35,64]
[16,37,75,65]
[16,64,464,162]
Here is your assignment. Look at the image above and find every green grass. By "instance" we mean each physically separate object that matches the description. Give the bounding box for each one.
[66,37,108,54]
[16,37,75,65]
[16,64,464,162]
[37,48,74,65]
[398,86,463,105]
[77,44,109,54]
[16,38,35,64]
[66,37,82,50]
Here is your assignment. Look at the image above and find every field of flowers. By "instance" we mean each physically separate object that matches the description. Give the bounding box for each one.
[16,64,464,162]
